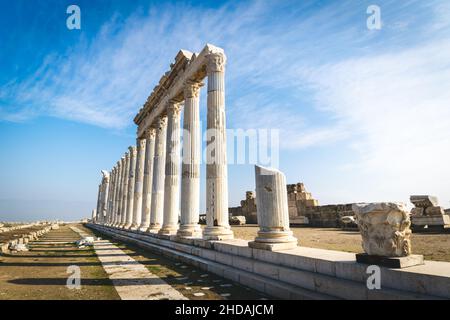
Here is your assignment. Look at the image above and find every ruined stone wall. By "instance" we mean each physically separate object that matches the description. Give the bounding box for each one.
[303,204,354,227]
[230,183,355,227]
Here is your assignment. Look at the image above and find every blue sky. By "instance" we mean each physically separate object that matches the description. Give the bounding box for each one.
[1,0,450,221]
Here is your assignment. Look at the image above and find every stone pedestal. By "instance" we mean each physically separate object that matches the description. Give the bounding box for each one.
[203,50,233,241]
[159,103,182,236]
[352,202,421,268]
[139,129,156,232]
[356,253,424,268]
[149,117,167,232]
[249,165,298,251]
[131,138,146,230]
[124,146,137,229]
[178,81,203,239]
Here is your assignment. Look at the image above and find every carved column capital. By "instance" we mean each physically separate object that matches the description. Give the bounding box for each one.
[167,101,182,117]
[157,115,168,130]
[128,145,137,156]
[144,127,157,139]
[137,137,146,149]
[184,81,203,99]
[206,51,226,73]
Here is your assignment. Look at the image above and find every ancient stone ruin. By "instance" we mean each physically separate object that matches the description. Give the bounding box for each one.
[410,195,450,231]
[89,44,450,300]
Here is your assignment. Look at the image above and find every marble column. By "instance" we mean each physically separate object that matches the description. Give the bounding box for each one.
[107,168,116,225]
[249,165,297,251]
[96,184,102,224]
[159,103,182,236]
[100,170,110,225]
[149,116,168,232]
[178,81,203,238]
[119,153,130,228]
[203,51,233,240]
[131,138,146,230]
[112,160,122,226]
[125,146,137,229]
[91,209,97,222]
[139,128,156,232]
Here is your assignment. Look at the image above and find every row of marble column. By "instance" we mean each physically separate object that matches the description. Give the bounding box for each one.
[95,53,234,240]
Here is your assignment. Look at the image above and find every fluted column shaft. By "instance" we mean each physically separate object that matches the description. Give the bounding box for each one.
[125,146,137,229]
[96,184,102,224]
[107,168,116,225]
[140,129,156,232]
[203,51,233,240]
[119,153,130,227]
[159,104,182,236]
[131,139,146,230]
[178,81,202,238]
[113,158,123,226]
[100,171,110,225]
[149,116,167,232]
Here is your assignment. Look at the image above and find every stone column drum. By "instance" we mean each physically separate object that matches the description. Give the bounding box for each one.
[139,128,156,232]
[119,153,130,228]
[203,51,233,240]
[178,81,203,238]
[114,157,124,227]
[159,103,182,236]
[149,116,167,232]
[249,165,298,251]
[96,184,102,224]
[131,138,146,230]
[125,146,137,229]
[100,170,110,225]
[107,167,116,225]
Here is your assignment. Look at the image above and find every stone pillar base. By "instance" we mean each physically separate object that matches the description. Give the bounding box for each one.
[147,224,161,233]
[138,224,150,232]
[203,226,234,241]
[249,230,298,251]
[176,224,202,238]
[124,223,132,229]
[356,253,424,269]
[129,224,139,231]
[158,225,179,236]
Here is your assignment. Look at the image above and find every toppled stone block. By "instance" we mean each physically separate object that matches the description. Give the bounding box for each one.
[230,216,246,225]
[411,207,424,216]
[9,243,29,252]
[76,236,95,247]
[425,206,445,216]
[352,202,412,257]
[410,195,438,208]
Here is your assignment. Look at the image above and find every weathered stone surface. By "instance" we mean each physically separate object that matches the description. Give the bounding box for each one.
[425,206,445,216]
[249,165,297,251]
[410,207,424,216]
[410,195,439,208]
[353,202,412,257]
[356,253,424,268]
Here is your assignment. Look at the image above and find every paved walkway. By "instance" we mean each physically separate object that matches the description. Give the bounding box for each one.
[71,226,187,300]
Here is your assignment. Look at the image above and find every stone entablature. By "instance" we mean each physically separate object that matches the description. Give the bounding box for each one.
[410,195,450,230]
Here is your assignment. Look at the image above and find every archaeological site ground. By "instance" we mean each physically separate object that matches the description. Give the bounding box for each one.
[1,0,449,314]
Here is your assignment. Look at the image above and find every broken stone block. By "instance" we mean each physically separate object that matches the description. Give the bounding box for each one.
[352,202,412,257]
[410,207,424,216]
[425,206,445,216]
[410,195,438,208]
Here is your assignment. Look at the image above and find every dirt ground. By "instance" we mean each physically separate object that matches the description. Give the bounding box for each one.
[0,225,119,300]
[0,225,49,243]
[231,225,450,262]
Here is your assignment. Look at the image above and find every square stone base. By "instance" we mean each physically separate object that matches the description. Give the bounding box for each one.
[356,253,424,269]
[248,241,298,251]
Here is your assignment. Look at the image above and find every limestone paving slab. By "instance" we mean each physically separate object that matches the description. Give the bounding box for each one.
[71,226,186,300]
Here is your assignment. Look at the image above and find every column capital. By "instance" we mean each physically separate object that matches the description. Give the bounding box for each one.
[124,152,130,160]
[144,127,157,139]
[157,115,168,129]
[167,101,182,117]
[128,145,137,156]
[184,80,203,98]
[206,51,226,73]
[136,137,146,149]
